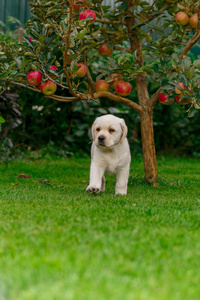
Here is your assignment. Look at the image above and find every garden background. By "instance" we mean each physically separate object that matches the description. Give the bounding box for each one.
[0,0,200,160]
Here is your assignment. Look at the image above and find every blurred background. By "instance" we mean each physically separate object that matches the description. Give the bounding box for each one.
[0,0,200,161]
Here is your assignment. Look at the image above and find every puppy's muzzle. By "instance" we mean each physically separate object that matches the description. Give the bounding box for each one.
[98,135,106,146]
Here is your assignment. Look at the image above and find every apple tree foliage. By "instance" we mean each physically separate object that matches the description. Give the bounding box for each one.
[0,0,200,182]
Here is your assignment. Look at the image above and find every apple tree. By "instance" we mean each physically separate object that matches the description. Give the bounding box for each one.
[1,0,200,183]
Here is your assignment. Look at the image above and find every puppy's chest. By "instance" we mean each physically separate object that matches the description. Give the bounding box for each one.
[104,155,121,174]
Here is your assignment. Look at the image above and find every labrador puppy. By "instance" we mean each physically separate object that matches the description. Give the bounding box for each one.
[86,114,131,195]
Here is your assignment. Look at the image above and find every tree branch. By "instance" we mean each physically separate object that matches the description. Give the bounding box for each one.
[10,81,42,93]
[83,41,94,96]
[148,87,162,112]
[41,66,69,91]
[131,3,170,30]
[179,30,200,59]
[45,94,78,102]
[95,18,126,25]
[93,91,142,114]
[9,80,78,101]
[63,0,74,95]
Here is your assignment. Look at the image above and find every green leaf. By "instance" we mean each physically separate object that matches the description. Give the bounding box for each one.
[121,1,128,10]
[46,56,57,70]
[76,28,88,39]
[168,81,182,89]
[0,116,5,123]
[162,84,174,91]
[96,73,105,82]
[140,1,150,5]
[188,108,196,118]
[181,56,191,71]
[74,130,85,137]
[193,60,200,68]
[118,56,124,65]
[138,65,154,75]
[107,41,114,49]
[179,73,188,87]
[20,58,31,71]
[23,37,34,49]
[171,53,179,63]
[124,53,133,62]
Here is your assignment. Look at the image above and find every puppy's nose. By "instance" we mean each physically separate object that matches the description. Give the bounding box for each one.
[98,135,105,142]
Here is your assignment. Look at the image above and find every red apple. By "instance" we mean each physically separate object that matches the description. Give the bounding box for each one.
[94,80,110,92]
[79,10,96,23]
[175,82,186,94]
[175,12,189,26]
[49,65,58,79]
[75,63,87,78]
[40,80,57,96]
[73,0,85,12]
[98,44,113,57]
[27,70,42,86]
[29,36,33,42]
[175,82,191,105]
[109,74,124,88]
[50,65,57,71]
[175,95,191,105]
[158,93,174,105]
[115,81,132,97]
[189,14,198,28]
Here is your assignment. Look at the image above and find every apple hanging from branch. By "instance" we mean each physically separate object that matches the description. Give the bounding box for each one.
[115,81,132,97]
[158,93,174,105]
[98,44,113,57]
[94,80,110,92]
[27,71,42,86]
[189,14,198,28]
[175,83,191,105]
[75,63,87,78]
[175,12,189,26]
[40,80,57,96]
[79,10,96,23]
[109,74,124,88]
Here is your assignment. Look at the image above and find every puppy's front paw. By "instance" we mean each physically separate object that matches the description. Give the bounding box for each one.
[86,186,100,194]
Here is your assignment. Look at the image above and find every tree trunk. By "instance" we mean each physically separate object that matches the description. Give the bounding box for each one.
[139,110,158,183]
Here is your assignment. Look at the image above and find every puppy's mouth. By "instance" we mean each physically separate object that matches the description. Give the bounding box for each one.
[97,142,113,150]
[98,141,105,147]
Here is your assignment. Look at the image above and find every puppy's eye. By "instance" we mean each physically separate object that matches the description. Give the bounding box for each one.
[109,128,115,133]
[96,128,100,132]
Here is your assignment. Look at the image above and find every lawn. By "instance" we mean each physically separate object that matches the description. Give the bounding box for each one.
[0,155,200,300]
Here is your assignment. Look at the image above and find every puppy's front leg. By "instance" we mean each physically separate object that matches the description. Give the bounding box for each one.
[115,165,130,195]
[86,162,105,194]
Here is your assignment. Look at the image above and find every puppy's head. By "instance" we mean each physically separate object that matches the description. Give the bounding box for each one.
[91,114,128,149]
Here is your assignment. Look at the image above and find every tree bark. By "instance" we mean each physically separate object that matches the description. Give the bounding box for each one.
[139,109,158,183]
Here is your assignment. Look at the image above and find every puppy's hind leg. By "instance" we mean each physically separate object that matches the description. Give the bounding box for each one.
[100,176,106,192]
[115,165,130,195]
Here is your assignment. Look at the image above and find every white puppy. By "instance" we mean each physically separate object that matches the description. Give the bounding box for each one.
[86,114,131,195]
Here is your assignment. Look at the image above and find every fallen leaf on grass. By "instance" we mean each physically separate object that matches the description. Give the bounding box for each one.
[16,174,31,179]
[38,178,50,183]
[37,178,54,187]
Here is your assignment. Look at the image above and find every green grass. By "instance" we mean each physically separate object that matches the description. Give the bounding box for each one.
[0,155,200,300]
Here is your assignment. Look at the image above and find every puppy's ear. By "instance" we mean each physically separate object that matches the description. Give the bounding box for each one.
[91,118,97,141]
[120,119,128,143]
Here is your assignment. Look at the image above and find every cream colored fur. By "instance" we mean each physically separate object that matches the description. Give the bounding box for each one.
[86,114,131,195]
